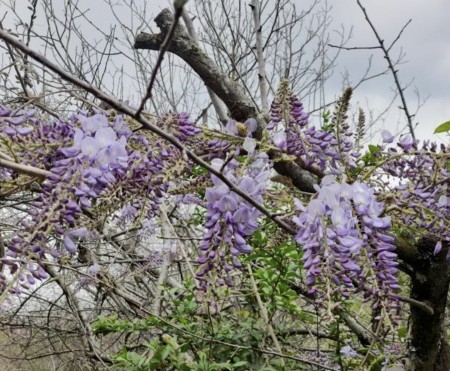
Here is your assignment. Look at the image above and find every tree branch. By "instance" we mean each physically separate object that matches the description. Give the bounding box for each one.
[250,0,269,115]
[0,156,51,178]
[181,9,228,124]
[134,8,317,193]
[356,0,416,140]
[0,27,297,234]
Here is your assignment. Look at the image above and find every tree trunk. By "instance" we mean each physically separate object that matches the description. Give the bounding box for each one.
[406,239,450,371]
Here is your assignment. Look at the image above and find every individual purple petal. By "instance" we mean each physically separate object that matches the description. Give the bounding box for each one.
[37,267,48,279]
[342,260,360,272]
[81,136,100,157]
[381,130,394,143]
[244,118,257,133]
[63,228,87,253]
[68,227,88,238]
[60,146,81,158]
[341,345,357,357]
[242,137,257,153]
[434,241,443,255]
[307,199,325,216]
[398,134,414,150]
[82,113,108,133]
[4,116,27,125]
[63,234,77,253]
[272,131,287,150]
[16,126,34,135]
[225,120,238,135]
[437,195,448,208]
[95,127,117,148]
[218,194,238,212]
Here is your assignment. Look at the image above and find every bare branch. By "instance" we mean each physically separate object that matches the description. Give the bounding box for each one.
[181,9,228,124]
[0,156,51,178]
[0,27,297,234]
[356,0,416,140]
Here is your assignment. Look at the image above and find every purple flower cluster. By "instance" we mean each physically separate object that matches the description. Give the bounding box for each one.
[194,118,257,161]
[0,106,73,170]
[0,106,37,136]
[156,112,200,142]
[269,81,357,174]
[196,154,271,289]
[294,175,400,319]
[0,109,182,296]
[0,112,129,294]
[381,132,449,253]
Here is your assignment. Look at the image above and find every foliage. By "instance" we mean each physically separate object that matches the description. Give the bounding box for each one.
[434,121,450,134]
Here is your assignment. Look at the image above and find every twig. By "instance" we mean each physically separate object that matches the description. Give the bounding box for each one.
[135,3,185,116]
[45,265,111,365]
[250,0,269,115]
[247,264,285,367]
[0,156,51,178]
[327,44,380,51]
[159,204,197,281]
[356,0,416,140]
[0,28,297,236]
[397,295,434,315]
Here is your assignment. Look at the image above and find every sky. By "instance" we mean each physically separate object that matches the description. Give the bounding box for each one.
[1,0,449,143]
[327,0,450,142]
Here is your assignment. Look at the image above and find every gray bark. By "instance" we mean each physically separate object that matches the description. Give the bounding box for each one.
[134,8,317,193]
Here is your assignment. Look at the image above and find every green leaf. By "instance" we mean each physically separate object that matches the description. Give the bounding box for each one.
[397,326,408,339]
[434,121,450,133]
[368,144,381,154]
[232,361,248,367]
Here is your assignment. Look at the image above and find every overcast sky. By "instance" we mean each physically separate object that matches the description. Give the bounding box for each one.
[128,0,450,142]
[2,0,449,143]
[327,0,450,142]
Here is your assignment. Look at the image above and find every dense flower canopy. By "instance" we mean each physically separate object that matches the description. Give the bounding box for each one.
[0,85,448,330]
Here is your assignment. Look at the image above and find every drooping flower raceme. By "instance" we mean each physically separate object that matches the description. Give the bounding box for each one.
[294,175,400,321]
[196,154,271,289]
[268,81,358,175]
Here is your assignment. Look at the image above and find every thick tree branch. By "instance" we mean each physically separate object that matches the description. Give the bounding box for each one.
[135,10,256,126]
[134,8,317,193]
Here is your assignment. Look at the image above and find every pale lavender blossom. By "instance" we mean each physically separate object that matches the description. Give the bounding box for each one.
[381,130,394,144]
[197,155,272,289]
[294,177,400,319]
[63,227,88,253]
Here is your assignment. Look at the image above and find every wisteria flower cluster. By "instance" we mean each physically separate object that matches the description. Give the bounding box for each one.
[294,175,400,320]
[0,106,73,169]
[156,112,201,142]
[380,132,449,253]
[268,81,358,175]
[0,107,197,296]
[192,118,258,161]
[195,154,271,289]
